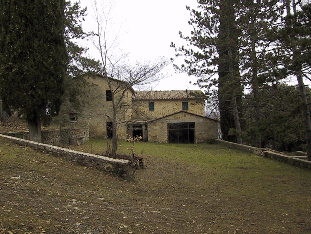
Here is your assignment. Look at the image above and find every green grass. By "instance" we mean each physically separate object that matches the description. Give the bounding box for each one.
[1,137,311,233]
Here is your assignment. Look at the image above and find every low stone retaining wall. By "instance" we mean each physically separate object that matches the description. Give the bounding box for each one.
[216,139,311,169]
[0,133,131,176]
[4,128,89,146]
[263,151,311,169]
[216,139,265,156]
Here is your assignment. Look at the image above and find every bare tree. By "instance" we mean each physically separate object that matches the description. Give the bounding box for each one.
[91,0,168,157]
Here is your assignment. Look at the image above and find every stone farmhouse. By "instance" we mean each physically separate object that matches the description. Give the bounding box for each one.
[58,74,219,144]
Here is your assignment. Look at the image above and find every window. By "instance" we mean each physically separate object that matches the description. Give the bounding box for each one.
[149,102,154,111]
[106,90,112,101]
[182,102,188,111]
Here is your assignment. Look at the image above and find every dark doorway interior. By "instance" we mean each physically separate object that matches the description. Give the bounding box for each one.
[107,122,113,139]
[133,125,143,138]
[168,122,195,144]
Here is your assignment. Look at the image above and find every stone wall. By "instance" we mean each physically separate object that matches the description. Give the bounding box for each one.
[55,75,134,139]
[53,75,216,143]
[82,76,133,139]
[4,128,89,146]
[132,99,205,120]
[0,133,131,175]
[215,139,265,155]
[148,112,218,143]
[195,117,219,143]
[263,151,311,168]
[216,139,311,169]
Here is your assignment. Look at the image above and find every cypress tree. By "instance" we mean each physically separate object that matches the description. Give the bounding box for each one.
[0,0,68,142]
[172,0,242,142]
[217,0,242,143]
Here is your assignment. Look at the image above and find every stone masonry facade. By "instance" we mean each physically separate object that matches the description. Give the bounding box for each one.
[56,75,219,143]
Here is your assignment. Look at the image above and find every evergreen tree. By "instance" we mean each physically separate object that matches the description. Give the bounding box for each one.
[275,1,311,160]
[0,0,68,142]
[172,0,243,143]
[63,1,101,112]
[237,0,282,146]
[65,1,101,80]
[244,84,306,152]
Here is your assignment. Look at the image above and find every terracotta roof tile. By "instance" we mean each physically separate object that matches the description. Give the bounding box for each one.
[134,90,204,100]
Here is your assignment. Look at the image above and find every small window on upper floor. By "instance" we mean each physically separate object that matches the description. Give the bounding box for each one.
[149,102,154,111]
[182,102,188,111]
[106,90,112,101]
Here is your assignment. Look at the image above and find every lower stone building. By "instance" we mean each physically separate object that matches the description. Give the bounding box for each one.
[127,90,219,143]
[127,111,218,143]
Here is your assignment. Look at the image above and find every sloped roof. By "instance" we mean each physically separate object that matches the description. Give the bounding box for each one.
[127,111,219,124]
[94,74,135,94]
[133,90,204,101]
[147,110,219,123]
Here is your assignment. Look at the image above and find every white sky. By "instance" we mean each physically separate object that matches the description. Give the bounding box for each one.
[78,0,199,91]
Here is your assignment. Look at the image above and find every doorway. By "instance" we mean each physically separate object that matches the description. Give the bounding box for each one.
[106,122,113,139]
[133,124,143,138]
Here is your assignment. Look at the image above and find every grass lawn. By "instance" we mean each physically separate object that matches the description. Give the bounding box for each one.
[1,137,311,233]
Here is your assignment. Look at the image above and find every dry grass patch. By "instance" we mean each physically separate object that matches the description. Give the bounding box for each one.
[1,138,311,233]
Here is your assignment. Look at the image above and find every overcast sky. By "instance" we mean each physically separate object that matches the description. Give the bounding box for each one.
[78,0,199,90]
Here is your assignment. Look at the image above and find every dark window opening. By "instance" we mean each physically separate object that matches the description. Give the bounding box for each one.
[149,102,154,111]
[182,102,188,111]
[168,122,195,144]
[107,122,113,139]
[106,90,112,101]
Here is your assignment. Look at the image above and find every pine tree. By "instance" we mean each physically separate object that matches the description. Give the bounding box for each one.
[237,0,282,147]
[277,1,311,160]
[63,1,101,112]
[65,1,101,79]
[172,0,243,143]
[244,84,307,151]
[0,0,68,142]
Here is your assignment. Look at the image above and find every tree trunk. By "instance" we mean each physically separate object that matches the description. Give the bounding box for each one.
[28,113,42,142]
[232,95,243,144]
[217,0,241,142]
[227,20,243,145]
[250,14,261,148]
[296,71,311,160]
[285,0,311,160]
[111,103,118,158]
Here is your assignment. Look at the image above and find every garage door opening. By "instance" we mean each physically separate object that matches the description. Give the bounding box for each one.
[168,122,195,144]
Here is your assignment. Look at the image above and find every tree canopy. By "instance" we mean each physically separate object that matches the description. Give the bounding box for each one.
[0,0,68,141]
[172,0,243,142]
[174,0,311,158]
[244,84,307,152]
